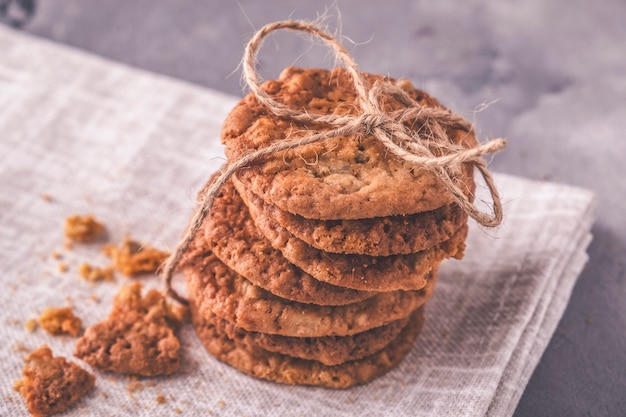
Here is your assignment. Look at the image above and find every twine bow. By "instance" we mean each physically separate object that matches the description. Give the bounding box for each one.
[162,20,507,306]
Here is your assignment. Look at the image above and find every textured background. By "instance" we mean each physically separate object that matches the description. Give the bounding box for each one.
[2,0,625,415]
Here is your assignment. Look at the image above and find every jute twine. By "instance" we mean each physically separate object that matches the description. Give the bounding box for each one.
[162,20,507,305]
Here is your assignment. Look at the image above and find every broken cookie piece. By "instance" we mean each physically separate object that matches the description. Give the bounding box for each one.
[39,307,82,337]
[64,214,105,242]
[103,237,169,277]
[14,345,95,417]
[75,282,184,376]
[78,263,114,282]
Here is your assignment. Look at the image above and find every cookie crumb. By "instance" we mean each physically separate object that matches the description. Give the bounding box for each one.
[24,319,38,332]
[41,194,53,202]
[58,262,69,273]
[12,343,30,353]
[175,407,182,414]
[51,251,62,260]
[218,400,225,409]
[8,318,21,326]
[15,345,95,417]
[39,306,82,337]
[64,214,105,242]
[127,381,144,392]
[75,282,183,376]
[156,395,167,404]
[78,263,114,282]
[103,237,169,277]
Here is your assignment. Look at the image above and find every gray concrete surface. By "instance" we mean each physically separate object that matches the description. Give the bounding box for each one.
[4,0,625,415]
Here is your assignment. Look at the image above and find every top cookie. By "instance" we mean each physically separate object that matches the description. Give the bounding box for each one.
[222,66,476,220]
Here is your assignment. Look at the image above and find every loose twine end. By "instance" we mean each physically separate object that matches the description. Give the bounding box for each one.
[162,20,507,305]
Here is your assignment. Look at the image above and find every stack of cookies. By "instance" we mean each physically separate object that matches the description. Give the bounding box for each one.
[182,67,476,388]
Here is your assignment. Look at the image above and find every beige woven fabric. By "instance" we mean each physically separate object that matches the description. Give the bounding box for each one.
[0,26,595,417]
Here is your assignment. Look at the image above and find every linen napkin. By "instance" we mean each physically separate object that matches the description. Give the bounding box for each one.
[0,25,595,417]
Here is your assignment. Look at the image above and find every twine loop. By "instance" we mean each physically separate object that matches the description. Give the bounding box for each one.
[162,20,507,306]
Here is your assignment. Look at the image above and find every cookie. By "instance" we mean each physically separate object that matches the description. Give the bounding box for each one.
[14,345,95,417]
[199,177,374,305]
[240,179,468,256]
[222,66,476,220]
[75,282,184,376]
[213,313,410,366]
[190,300,425,389]
[183,250,437,337]
[237,178,467,292]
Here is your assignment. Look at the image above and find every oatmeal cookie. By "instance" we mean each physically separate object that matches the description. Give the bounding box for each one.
[183,250,436,337]
[198,177,374,305]
[222,67,476,220]
[238,178,468,256]
[237,178,467,292]
[191,302,425,389]
[212,313,410,366]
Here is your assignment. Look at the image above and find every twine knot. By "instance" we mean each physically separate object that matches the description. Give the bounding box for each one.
[358,113,387,136]
[161,20,507,306]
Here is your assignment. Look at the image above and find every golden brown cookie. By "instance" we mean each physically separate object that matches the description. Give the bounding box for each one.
[75,282,184,376]
[190,300,425,389]
[222,66,476,220]
[239,179,468,256]
[236,178,467,292]
[183,249,437,337]
[14,345,95,417]
[213,313,410,366]
[199,177,374,305]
